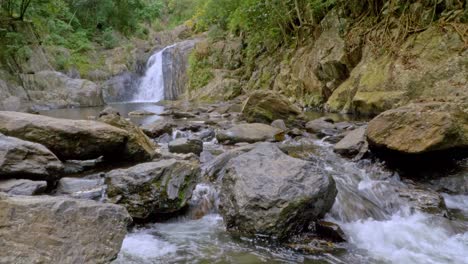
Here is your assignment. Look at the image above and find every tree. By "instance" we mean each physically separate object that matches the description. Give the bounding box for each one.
[1,0,33,20]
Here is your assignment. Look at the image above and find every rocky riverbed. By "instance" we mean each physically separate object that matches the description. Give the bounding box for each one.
[0,92,467,264]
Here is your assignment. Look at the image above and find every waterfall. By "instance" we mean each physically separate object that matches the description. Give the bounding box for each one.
[132,45,174,102]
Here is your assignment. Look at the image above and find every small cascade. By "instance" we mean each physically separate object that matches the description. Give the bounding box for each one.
[132,45,174,102]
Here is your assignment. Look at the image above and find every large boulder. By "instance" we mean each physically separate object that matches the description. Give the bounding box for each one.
[333,126,368,158]
[219,143,337,240]
[216,123,284,144]
[241,91,302,124]
[20,70,104,108]
[0,111,129,160]
[106,159,200,221]
[367,103,468,154]
[98,108,156,161]
[0,133,63,180]
[0,194,131,263]
[168,138,203,156]
[141,118,176,138]
[0,179,47,195]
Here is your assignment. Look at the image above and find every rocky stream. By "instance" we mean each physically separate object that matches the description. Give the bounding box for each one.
[0,42,467,264]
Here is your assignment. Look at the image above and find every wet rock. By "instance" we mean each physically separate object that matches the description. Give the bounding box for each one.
[63,157,104,174]
[172,111,196,119]
[430,171,468,195]
[0,179,47,195]
[98,107,156,162]
[197,128,215,141]
[141,118,176,138]
[169,138,203,156]
[333,126,368,159]
[305,117,337,137]
[106,159,200,221]
[241,90,302,124]
[0,193,131,263]
[367,103,468,154]
[128,110,156,116]
[216,123,284,144]
[0,133,63,181]
[315,221,346,242]
[55,177,105,200]
[219,143,337,240]
[398,184,448,216]
[271,119,288,131]
[0,111,129,160]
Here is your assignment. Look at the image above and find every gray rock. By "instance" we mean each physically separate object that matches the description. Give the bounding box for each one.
[101,72,140,103]
[305,117,337,137]
[333,126,368,159]
[141,118,176,138]
[106,159,200,220]
[128,110,156,116]
[0,194,131,263]
[0,179,47,195]
[203,144,256,181]
[219,143,337,240]
[0,111,129,160]
[271,119,288,131]
[63,157,104,174]
[0,133,63,180]
[216,123,284,144]
[169,138,203,156]
[55,177,105,200]
[398,184,448,216]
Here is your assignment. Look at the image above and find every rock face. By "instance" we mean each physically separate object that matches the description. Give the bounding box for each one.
[101,72,140,103]
[0,179,47,195]
[98,108,156,161]
[219,143,337,240]
[367,103,468,154]
[0,111,129,160]
[216,123,284,144]
[326,26,467,115]
[168,138,203,156]
[0,133,63,180]
[0,194,131,263]
[106,159,200,220]
[334,126,368,158]
[241,91,302,124]
[20,70,104,108]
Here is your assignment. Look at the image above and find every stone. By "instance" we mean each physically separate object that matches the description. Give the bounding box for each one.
[0,133,63,181]
[128,110,156,116]
[367,103,468,154]
[216,123,284,144]
[271,119,288,131]
[98,108,156,161]
[203,144,256,181]
[0,179,47,195]
[0,194,131,263]
[305,117,338,137]
[141,118,177,138]
[0,111,129,160]
[241,90,302,124]
[398,184,448,216]
[168,138,203,156]
[20,71,104,108]
[55,177,105,200]
[333,126,368,159]
[315,221,347,242]
[219,143,337,240]
[106,159,200,221]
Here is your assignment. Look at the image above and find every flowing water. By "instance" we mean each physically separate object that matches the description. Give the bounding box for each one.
[133,45,175,103]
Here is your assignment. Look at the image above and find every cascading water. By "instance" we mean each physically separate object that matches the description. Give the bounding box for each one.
[132,45,175,102]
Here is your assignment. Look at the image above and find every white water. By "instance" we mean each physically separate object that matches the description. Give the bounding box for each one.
[114,134,468,264]
[133,45,174,102]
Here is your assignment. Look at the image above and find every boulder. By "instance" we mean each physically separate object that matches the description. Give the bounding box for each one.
[241,91,302,124]
[271,119,288,131]
[203,144,256,181]
[0,179,47,195]
[106,159,200,221]
[20,71,104,108]
[128,110,156,116]
[216,123,284,144]
[305,117,337,137]
[0,194,131,263]
[0,111,129,160]
[55,177,105,200]
[333,126,368,159]
[168,138,203,156]
[0,133,63,180]
[98,108,156,161]
[367,103,468,154]
[219,143,337,240]
[141,118,176,138]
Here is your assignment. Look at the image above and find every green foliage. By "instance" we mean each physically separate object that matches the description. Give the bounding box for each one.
[187,50,213,91]
[101,27,118,49]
